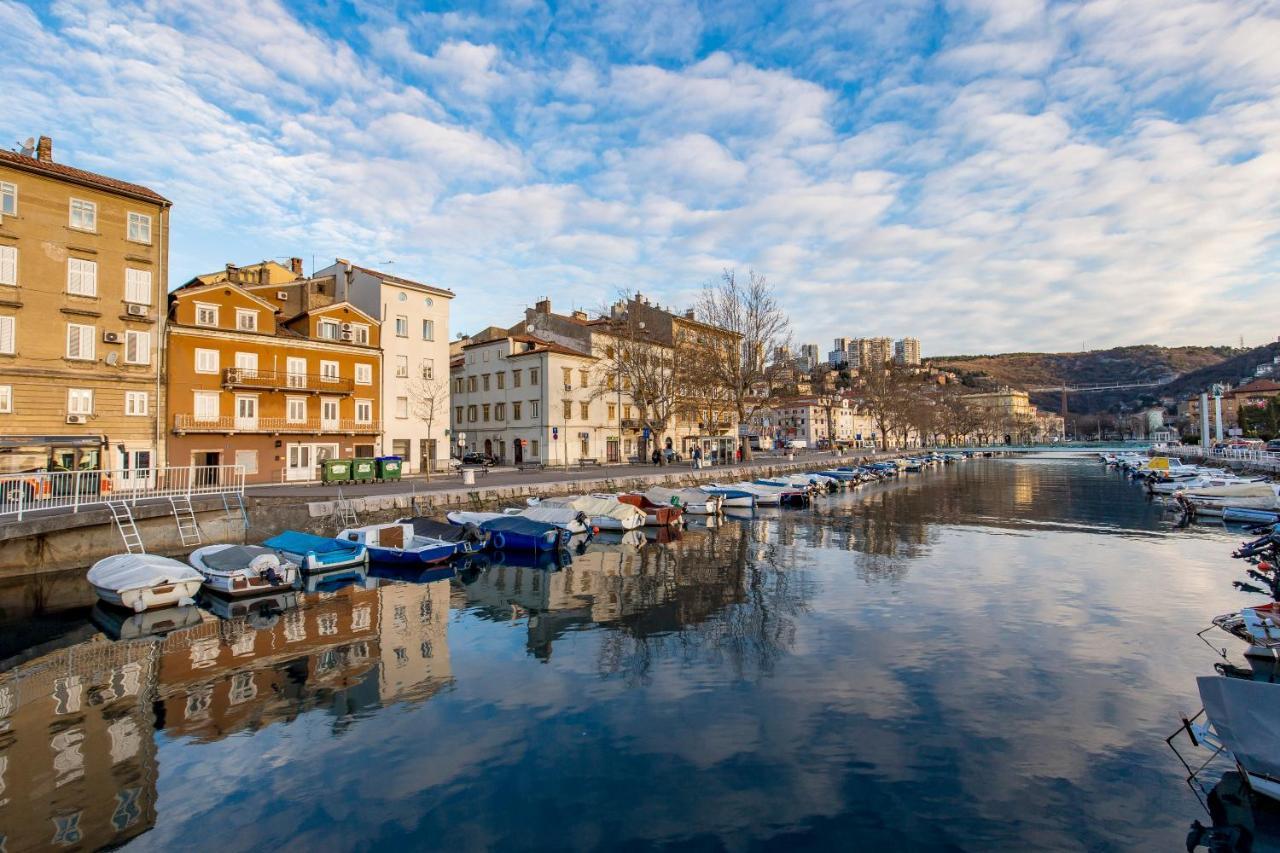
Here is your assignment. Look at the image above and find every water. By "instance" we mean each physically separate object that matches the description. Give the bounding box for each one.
[0,458,1259,851]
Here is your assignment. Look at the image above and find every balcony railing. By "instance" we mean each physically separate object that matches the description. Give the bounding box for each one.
[222,368,355,394]
[173,415,381,435]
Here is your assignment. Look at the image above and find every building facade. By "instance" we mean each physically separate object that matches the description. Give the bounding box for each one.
[0,137,170,479]
[165,280,382,483]
[894,337,921,366]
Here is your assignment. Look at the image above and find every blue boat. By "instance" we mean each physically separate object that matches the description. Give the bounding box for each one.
[398,516,489,553]
[264,530,367,574]
[698,486,756,508]
[338,523,459,565]
[466,515,567,552]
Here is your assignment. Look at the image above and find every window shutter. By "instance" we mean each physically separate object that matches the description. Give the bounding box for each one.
[126,269,152,304]
[67,324,80,359]
[0,316,13,353]
[0,246,15,286]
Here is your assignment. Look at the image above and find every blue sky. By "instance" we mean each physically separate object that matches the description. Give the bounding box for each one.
[2,0,1278,355]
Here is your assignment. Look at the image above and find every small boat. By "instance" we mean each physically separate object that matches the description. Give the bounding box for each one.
[644,486,723,514]
[1212,603,1280,660]
[1195,674,1280,804]
[338,523,459,565]
[1178,483,1280,516]
[398,516,489,553]
[263,530,368,573]
[91,602,205,639]
[1150,474,1262,495]
[1223,506,1280,525]
[613,494,683,526]
[449,512,566,552]
[188,544,299,597]
[507,505,592,534]
[532,495,645,530]
[86,554,204,612]
[698,485,755,508]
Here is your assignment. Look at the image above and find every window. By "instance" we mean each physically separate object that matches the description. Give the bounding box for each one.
[127,212,152,244]
[195,303,218,327]
[422,359,434,380]
[0,245,15,286]
[482,404,490,422]
[124,391,148,416]
[453,377,463,394]
[66,323,95,360]
[495,403,505,421]
[580,370,589,388]
[286,356,306,387]
[194,391,220,421]
[562,368,572,387]
[580,402,589,419]
[355,363,372,385]
[531,439,540,458]
[496,371,505,389]
[422,319,434,340]
[355,399,373,423]
[287,397,307,423]
[563,400,572,420]
[318,319,340,340]
[0,315,12,354]
[0,385,11,413]
[67,388,93,415]
[531,401,539,418]
[234,450,258,475]
[467,405,477,423]
[395,355,409,378]
[482,374,490,391]
[67,258,97,296]
[455,406,463,423]
[395,315,408,337]
[0,182,14,216]
[513,369,522,388]
[124,268,151,304]
[236,309,258,331]
[467,376,477,393]
[195,348,219,373]
[530,368,539,385]
[353,324,370,345]
[69,198,96,231]
[513,402,522,420]
[608,403,616,420]
[124,330,150,365]
[320,360,339,382]
[395,396,409,419]
[235,351,257,371]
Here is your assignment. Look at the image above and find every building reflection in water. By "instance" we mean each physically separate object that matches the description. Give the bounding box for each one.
[0,571,454,849]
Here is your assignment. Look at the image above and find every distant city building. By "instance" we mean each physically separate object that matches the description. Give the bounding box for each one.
[894,337,921,366]
[798,343,819,371]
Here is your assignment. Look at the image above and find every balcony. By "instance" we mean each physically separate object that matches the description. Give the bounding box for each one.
[173,415,381,435]
[221,368,355,395]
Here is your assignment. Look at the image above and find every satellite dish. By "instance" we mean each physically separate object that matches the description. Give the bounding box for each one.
[18,137,34,156]
[106,352,119,366]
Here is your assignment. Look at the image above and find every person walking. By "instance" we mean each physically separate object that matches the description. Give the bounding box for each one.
[692,446,702,469]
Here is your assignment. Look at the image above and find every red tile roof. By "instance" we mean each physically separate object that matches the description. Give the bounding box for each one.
[0,149,170,205]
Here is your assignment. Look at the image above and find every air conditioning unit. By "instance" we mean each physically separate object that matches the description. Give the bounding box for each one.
[102,331,121,343]
[340,331,354,341]
[66,414,86,424]
[276,291,289,300]
[341,322,353,332]
[126,304,148,317]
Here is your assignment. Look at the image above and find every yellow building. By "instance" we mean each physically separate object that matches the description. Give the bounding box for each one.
[0,136,170,478]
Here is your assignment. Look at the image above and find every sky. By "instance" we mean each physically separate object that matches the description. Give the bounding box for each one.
[2,0,1278,357]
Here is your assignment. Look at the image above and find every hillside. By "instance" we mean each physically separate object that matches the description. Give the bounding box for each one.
[927,345,1252,413]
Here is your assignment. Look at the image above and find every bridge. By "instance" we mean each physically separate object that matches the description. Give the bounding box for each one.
[1025,380,1169,417]
[933,442,1153,454]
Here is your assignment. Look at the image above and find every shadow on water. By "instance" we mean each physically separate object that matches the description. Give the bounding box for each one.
[0,459,1262,850]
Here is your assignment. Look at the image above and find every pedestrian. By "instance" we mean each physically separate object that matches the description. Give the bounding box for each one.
[692,446,702,469]
[651,447,661,466]
[736,447,742,463]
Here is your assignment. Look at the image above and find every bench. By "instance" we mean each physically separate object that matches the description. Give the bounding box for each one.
[516,462,545,472]
[627,456,643,465]
[578,458,601,467]
[459,466,490,478]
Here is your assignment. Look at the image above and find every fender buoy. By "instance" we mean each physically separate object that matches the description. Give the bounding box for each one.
[492,531,506,550]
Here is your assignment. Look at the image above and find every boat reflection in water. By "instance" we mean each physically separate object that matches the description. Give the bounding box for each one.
[0,568,455,848]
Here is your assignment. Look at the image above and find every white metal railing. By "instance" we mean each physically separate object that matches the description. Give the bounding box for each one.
[173,414,381,434]
[0,464,245,521]
[1164,445,1280,472]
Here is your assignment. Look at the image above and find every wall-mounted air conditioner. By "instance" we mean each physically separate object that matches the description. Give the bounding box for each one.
[66,414,87,424]
[102,331,121,343]
[126,304,148,317]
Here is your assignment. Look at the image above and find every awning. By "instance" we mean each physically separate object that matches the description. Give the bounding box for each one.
[0,435,107,450]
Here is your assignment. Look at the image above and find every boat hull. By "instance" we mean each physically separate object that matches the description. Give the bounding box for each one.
[91,579,203,613]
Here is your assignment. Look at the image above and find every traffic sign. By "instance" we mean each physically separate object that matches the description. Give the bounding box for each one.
[642,427,650,439]
[552,427,559,440]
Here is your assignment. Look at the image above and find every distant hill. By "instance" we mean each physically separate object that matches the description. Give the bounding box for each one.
[926,345,1261,413]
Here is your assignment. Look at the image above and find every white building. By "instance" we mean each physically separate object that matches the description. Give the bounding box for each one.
[317,260,454,474]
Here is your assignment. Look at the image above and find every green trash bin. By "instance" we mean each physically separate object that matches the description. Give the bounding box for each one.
[376,456,402,482]
[320,458,354,484]
[352,458,376,482]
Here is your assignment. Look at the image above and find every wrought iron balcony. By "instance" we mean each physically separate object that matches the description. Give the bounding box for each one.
[173,414,381,435]
[221,368,355,394]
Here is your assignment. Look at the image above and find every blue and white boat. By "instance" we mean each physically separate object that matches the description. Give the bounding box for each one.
[447,512,568,552]
[338,523,459,565]
[263,530,368,574]
[398,516,489,553]
[699,485,756,508]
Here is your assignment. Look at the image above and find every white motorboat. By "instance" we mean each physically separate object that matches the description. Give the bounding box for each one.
[505,505,592,534]
[1196,675,1280,804]
[1178,483,1280,516]
[698,485,756,508]
[532,495,646,530]
[87,554,204,612]
[1150,473,1264,495]
[188,544,300,597]
[645,486,722,515]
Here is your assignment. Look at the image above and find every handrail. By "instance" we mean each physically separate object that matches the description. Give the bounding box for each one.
[1,464,246,521]
[173,414,381,434]
[222,368,356,394]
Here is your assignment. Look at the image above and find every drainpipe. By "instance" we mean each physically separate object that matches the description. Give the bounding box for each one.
[154,204,169,473]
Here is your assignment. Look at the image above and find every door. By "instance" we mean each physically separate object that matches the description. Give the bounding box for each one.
[234,395,258,431]
[606,438,619,463]
[483,438,492,457]
[286,444,312,481]
[287,357,307,389]
[118,449,154,490]
[422,439,436,473]
[514,440,523,464]
[234,351,258,381]
[194,451,222,487]
[321,398,339,431]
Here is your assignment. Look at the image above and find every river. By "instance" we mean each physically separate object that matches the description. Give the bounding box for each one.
[0,457,1256,851]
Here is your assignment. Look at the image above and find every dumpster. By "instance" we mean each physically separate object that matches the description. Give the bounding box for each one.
[321,458,353,483]
[352,458,377,482]
[376,456,403,482]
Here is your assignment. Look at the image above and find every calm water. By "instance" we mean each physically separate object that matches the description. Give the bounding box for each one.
[0,458,1258,851]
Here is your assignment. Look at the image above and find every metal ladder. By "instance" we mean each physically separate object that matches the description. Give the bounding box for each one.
[169,495,202,547]
[221,491,249,531]
[335,489,358,527]
[107,500,146,554]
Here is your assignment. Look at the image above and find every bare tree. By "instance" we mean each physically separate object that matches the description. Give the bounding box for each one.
[406,376,449,480]
[851,364,914,450]
[694,269,791,460]
[589,305,685,462]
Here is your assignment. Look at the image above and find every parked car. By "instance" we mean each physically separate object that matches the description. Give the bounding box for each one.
[460,452,497,467]
[784,439,808,450]
[1266,439,1280,454]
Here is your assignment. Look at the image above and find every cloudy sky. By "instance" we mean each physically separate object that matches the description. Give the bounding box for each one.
[3,0,1278,355]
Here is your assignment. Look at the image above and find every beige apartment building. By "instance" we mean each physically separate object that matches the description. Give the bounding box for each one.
[0,137,170,479]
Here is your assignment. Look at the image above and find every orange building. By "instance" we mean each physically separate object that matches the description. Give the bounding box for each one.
[165,279,382,483]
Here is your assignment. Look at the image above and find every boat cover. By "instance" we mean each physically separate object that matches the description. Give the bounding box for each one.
[447,511,504,525]
[403,517,486,545]
[265,531,361,554]
[1184,484,1278,499]
[542,495,646,524]
[1198,675,1280,783]
[201,545,283,572]
[479,516,559,537]
[519,506,587,526]
[645,486,716,507]
[87,554,202,591]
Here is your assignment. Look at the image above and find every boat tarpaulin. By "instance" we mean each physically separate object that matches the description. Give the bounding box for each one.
[1197,675,1280,783]
[201,545,281,572]
[265,531,360,555]
[519,506,584,526]
[404,517,485,544]
[87,554,202,591]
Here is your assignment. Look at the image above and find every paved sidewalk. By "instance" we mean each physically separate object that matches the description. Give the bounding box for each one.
[247,451,859,499]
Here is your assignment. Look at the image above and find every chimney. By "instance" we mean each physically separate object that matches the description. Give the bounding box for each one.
[571,310,588,322]
[36,136,52,163]
[535,298,551,314]
[685,309,695,320]
[225,263,239,282]
[290,257,304,277]
[258,265,269,285]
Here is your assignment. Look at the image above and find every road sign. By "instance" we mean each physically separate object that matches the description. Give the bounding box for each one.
[552,427,559,440]
[642,427,650,439]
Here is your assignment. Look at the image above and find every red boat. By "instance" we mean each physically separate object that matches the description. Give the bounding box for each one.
[616,493,684,526]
